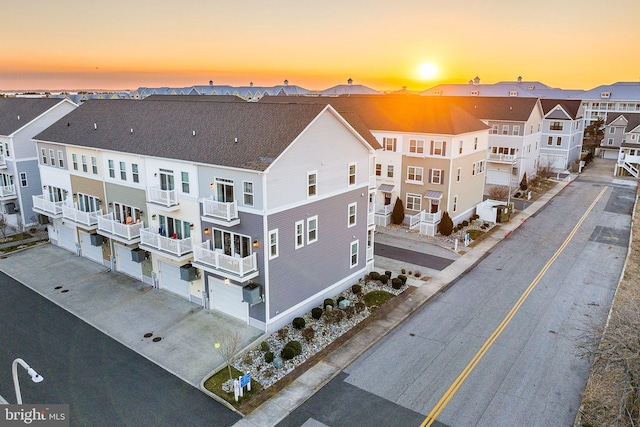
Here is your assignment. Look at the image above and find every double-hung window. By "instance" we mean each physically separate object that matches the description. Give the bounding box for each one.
[457,167,461,182]
[407,166,423,183]
[409,139,424,154]
[384,137,397,152]
[181,172,189,193]
[119,162,126,180]
[81,155,88,173]
[57,150,64,168]
[406,193,421,211]
[375,164,381,176]
[431,169,443,184]
[269,229,279,259]
[108,160,115,178]
[243,181,254,206]
[295,221,304,249]
[19,172,27,187]
[49,149,55,165]
[387,165,394,178]
[91,157,98,174]
[307,171,317,197]
[41,148,48,165]
[307,216,318,244]
[348,163,356,186]
[132,163,139,182]
[348,202,357,227]
[350,240,359,268]
[72,154,78,170]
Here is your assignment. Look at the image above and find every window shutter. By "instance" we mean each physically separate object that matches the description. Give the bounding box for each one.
[430,141,434,155]
[429,169,433,183]
[440,170,445,184]
[442,141,447,156]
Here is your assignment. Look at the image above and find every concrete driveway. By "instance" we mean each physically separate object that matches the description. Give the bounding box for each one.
[0,244,263,387]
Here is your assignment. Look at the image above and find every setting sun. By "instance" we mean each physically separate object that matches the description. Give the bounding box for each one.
[418,62,439,81]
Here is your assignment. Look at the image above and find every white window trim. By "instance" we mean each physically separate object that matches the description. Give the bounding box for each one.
[307,171,318,198]
[453,195,458,213]
[19,172,27,187]
[41,148,47,165]
[72,153,78,170]
[243,180,254,206]
[406,193,422,211]
[350,240,359,269]
[269,229,279,259]
[348,162,357,186]
[431,169,443,184]
[409,139,425,154]
[295,220,304,249]
[457,167,461,182]
[91,156,98,175]
[307,216,318,244]
[407,166,423,183]
[348,202,357,228]
[57,150,64,168]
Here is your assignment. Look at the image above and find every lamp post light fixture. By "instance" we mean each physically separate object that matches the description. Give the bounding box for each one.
[12,358,44,404]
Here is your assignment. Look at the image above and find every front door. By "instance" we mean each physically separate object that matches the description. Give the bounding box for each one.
[430,199,439,213]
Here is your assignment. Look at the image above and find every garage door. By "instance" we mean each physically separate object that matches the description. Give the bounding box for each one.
[58,224,77,252]
[541,154,567,170]
[115,244,143,281]
[79,231,104,264]
[209,276,247,322]
[159,261,190,299]
[603,149,619,160]
[486,169,510,186]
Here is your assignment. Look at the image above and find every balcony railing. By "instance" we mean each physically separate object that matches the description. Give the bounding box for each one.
[409,210,442,229]
[62,203,102,227]
[98,213,144,241]
[32,194,65,217]
[0,184,16,199]
[0,154,6,168]
[201,197,239,225]
[369,175,377,189]
[192,241,258,281]
[147,187,178,208]
[366,246,374,261]
[487,153,516,162]
[139,228,192,257]
[374,203,393,216]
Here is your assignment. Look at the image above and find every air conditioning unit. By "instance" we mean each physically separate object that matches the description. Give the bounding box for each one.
[90,233,104,246]
[242,283,263,305]
[180,264,197,281]
[131,248,145,263]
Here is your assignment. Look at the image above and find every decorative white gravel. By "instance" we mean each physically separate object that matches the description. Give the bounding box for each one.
[232,280,405,388]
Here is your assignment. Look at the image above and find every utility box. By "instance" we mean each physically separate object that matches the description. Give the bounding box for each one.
[131,248,145,263]
[180,264,197,281]
[90,233,104,246]
[242,283,262,305]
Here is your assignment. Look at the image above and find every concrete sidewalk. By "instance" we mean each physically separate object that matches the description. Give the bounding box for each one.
[0,245,263,389]
[232,176,577,427]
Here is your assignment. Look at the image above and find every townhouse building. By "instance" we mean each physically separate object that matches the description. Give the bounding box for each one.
[0,98,77,227]
[539,99,584,171]
[260,95,489,231]
[33,99,378,332]
[576,82,640,127]
[604,113,640,177]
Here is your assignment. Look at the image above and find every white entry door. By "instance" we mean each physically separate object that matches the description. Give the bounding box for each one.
[209,275,247,323]
[58,224,77,252]
[79,231,103,264]
[115,244,143,281]
[158,260,190,299]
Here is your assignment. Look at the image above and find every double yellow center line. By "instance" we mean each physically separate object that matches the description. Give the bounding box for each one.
[421,186,608,427]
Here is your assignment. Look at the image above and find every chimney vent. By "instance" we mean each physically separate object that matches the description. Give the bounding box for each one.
[348,78,353,86]
[192,130,196,137]
[94,123,97,130]
[17,115,20,120]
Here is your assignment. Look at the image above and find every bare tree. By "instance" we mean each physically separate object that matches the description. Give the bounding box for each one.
[487,185,509,200]
[537,157,554,179]
[0,214,7,240]
[214,330,243,381]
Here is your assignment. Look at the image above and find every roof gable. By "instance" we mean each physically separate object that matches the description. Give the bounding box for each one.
[0,98,73,136]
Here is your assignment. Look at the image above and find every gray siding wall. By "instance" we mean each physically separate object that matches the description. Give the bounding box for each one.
[15,159,41,224]
[201,210,267,323]
[267,186,368,318]
[104,182,147,222]
[197,166,264,211]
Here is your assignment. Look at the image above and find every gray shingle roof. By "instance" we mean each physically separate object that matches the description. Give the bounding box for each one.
[35,99,351,171]
[0,98,68,136]
[541,99,582,119]
[447,97,541,122]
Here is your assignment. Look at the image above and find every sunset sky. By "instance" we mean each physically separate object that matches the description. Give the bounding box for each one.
[2,0,640,92]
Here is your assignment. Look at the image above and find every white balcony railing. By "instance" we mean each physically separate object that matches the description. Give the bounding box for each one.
[192,241,258,279]
[487,153,516,162]
[366,246,374,260]
[98,213,144,241]
[374,203,393,216]
[62,203,102,227]
[201,197,239,223]
[140,228,192,257]
[409,210,442,229]
[32,194,65,216]
[0,184,16,198]
[0,154,6,167]
[369,175,377,189]
[147,187,178,208]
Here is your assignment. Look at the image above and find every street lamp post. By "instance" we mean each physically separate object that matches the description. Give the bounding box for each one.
[12,358,44,404]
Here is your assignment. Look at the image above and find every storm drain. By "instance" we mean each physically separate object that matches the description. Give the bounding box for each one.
[152,337,162,343]
[144,333,153,338]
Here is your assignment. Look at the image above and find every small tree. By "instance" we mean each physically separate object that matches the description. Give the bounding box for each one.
[0,215,7,240]
[519,172,528,191]
[439,211,454,236]
[213,330,242,381]
[391,198,405,225]
[487,185,509,201]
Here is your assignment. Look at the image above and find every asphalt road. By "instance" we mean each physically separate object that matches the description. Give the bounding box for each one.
[374,243,455,271]
[0,272,240,427]
[279,173,634,426]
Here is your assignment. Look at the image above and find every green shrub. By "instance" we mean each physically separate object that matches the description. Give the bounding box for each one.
[285,340,303,356]
[351,284,362,294]
[264,351,274,363]
[323,309,345,324]
[280,346,296,360]
[397,274,407,284]
[370,271,381,281]
[260,341,270,352]
[462,220,469,227]
[414,271,421,278]
[380,274,389,284]
[391,278,403,289]
[385,271,392,278]
[354,302,366,313]
[439,211,454,236]
[343,305,356,319]
[311,307,323,320]
[401,268,406,274]
[519,172,528,191]
[292,317,306,330]
[323,298,335,309]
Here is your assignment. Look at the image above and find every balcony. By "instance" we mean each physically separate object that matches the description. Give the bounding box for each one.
[200,197,240,226]
[0,154,6,169]
[366,245,374,261]
[192,241,258,282]
[147,187,179,211]
[62,203,102,229]
[487,153,516,163]
[374,203,393,226]
[32,194,65,218]
[369,175,377,189]
[97,213,143,243]
[409,210,442,237]
[0,184,16,201]
[139,228,193,261]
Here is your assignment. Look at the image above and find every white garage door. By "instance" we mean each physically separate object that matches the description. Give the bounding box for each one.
[159,261,190,299]
[79,231,104,264]
[115,244,143,281]
[209,276,247,322]
[541,154,567,170]
[486,169,510,186]
[603,149,619,160]
[58,224,77,252]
